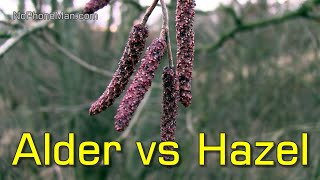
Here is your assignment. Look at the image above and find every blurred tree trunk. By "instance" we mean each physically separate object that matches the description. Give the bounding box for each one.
[18,0,25,12]
[51,0,58,12]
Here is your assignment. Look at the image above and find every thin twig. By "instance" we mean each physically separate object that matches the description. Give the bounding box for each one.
[0,20,50,58]
[198,2,320,52]
[221,5,242,25]
[37,103,90,113]
[141,0,159,26]
[43,34,114,77]
[0,8,11,20]
[42,34,163,87]
[0,6,84,59]
[0,20,23,28]
[159,0,174,68]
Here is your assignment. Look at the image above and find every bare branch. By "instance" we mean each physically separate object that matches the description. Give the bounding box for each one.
[0,20,50,58]
[220,5,242,25]
[141,0,159,26]
[43,34,114,77]
[198,3,320,52]
[159,0,174,68]
[0,8,11,20]
[0,6,84,59]
[0,20,22,28]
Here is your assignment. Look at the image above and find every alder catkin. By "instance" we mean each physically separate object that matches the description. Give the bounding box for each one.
[160,67,179,161]
[176,0,196,107]
[114,38,167,131]
[89,24,148,115]
[84,0,111,14]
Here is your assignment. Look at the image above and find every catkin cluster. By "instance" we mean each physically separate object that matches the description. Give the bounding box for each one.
[176,0,196,107]
[86,0,196,148]
[89,24,148,115]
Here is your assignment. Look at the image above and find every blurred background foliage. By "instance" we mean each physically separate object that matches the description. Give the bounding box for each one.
[0,0,320,179]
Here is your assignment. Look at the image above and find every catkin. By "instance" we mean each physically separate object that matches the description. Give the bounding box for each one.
[176,0,196,107]
[161,67,179,161]
[89,24,148,115]
[114,38,167,131]
[84,0,111,14]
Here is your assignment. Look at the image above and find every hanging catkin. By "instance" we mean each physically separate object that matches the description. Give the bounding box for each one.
[176,0,196,107]
[84,0,111,14]
[89,24,148,115]
[160,67,178,161]
[114,38,167,131]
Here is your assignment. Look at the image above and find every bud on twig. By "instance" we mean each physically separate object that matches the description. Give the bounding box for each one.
[115,38,167,131]
[161,67,178,161]
[176,0,196,107]
[89,24,148,115]
[84,0,111,14]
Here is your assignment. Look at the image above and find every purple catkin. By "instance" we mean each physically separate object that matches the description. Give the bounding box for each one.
[84,0,111,14]
[89,24,148,115]
[114,38,167,131]
[176,0,196,107]
[160,67,179,161]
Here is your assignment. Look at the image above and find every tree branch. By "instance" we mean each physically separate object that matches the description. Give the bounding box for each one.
[0,6,84,59]
[0,8,11,20]
[159,0,174,68]
[141,0,159,26]
[43,34,114,77]
[0,20,23,28]
[0,20,50,58]
[220,5,242,25]
[199,3,318,52]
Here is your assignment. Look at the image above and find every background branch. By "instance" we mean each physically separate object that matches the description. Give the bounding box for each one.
[0,20,50,58]
[0,6,85,58]
[220,5,242,25]
[43,34,114,77]
[198,2,320,52]
[0,8,11,20]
